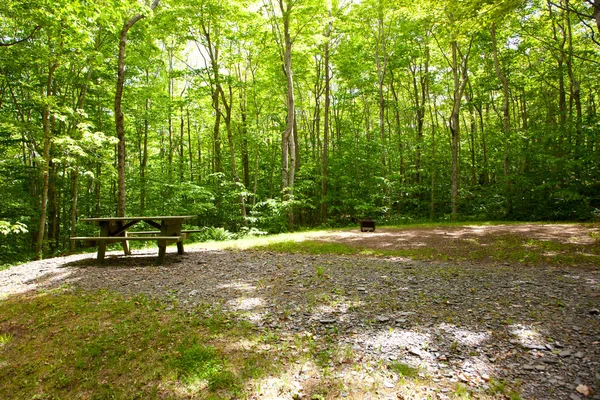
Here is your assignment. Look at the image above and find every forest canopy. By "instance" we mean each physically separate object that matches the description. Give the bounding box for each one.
[1,0,599,262]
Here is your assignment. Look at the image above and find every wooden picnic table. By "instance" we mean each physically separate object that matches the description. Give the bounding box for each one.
[71,215,196,264]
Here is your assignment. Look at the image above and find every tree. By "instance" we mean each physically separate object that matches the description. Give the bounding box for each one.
[115,0,160,218]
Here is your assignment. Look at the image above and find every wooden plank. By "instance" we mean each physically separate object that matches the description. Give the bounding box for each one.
[70,236,184,241]
[80,216,195,222]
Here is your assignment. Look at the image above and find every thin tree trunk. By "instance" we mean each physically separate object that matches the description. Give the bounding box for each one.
[321,2,332,222]
[279,0,296,227]
[36,62,58,259]
[564,6,582,153]
[449,39,471,220]
[179,106,185,182]
[375,7,387,167]
[115,0,160,218]
[219,83,247,223]
[491,23,512,215]
[465,83,477,186]
[140,96,149,212]
[47,142,58,253]
[187,108,193,181]
[240,90,250,188]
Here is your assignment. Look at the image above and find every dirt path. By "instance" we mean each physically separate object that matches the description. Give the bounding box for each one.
[1,224,599,399]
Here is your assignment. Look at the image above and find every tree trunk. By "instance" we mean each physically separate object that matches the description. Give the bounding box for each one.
[375,7,387,168]
[240,91,250,189]
[491,23,512,215]
[564,6,582,153]
[465,94,477,186]
[212,91,222,174]
[219,83,247,223]
[115,0,160,218]
[321,2,332,222]
[409,38,429,184]
[280,0,296,227]
[47,145,58,253]
[36,62,58,259]
[140,96,149,212]
[187,108,193,182]
[69,168,79,252]
[179,106,185,182]
[167,46,174,180]
[449,39,471,220]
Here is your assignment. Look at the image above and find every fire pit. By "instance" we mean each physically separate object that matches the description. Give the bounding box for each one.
[360,218,375,232]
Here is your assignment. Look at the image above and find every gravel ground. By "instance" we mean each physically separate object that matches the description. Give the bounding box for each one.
[1,243,599,399]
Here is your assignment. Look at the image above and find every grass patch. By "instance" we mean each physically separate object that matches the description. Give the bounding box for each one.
[486,377,522,399]
[173,341,239,392]
[247,239,444,260]
[389,361,420,378]
[254,240,357,255]
[201,223,600,266]
[0,288,277,399]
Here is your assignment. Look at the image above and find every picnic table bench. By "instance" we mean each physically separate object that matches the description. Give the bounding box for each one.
[70,216,197,264]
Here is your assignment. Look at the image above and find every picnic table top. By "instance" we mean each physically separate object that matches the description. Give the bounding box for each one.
[80,216,196,222]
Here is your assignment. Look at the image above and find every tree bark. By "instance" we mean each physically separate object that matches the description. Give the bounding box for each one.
[36,62,58,259]
[187,108,193,182]
[375,6,387,168]
[280,0,296,227]
[491,23,512,215]
[115,0,160,218]
[321,2,332,222]
[449,39,471,220]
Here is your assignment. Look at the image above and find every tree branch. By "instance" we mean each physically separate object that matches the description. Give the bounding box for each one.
[0,26,40,47]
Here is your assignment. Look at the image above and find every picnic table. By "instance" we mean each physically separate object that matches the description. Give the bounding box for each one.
[70,216,196,264]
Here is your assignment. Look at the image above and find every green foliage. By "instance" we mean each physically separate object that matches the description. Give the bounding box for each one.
[250,198,291,234]
[0,221,28,236]
[191,227,235,242]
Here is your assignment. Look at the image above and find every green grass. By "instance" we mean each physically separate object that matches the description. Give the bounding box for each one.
[193,223,600,266]
[486,378,522,399]
[248,237,600,266]
[0,288,277,399]
[388,362,420,378]
[254,240,358,255]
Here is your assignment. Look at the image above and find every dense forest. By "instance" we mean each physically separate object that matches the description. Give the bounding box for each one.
[1,0,599,262]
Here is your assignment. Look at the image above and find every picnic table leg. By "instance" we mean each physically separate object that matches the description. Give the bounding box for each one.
[177,240,184,255]
[157,221,169,265]
[97,240,106,261]
[97,222,109,262]
[157,240,166,265]
[122,231,131,255]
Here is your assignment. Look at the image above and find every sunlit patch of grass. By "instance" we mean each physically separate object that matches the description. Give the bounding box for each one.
[188,230,331,251]
[388,362,419,378]
[173,341,239,393]
[486,377,522,399]
[0,333,12,347]
[0,289,279,399]
[185,224,600,266]
[487,235,600,266]
[254,240,357,255]
[241,238,444,261]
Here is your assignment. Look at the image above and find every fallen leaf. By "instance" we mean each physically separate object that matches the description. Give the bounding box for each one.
[576,384,592,397]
